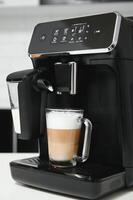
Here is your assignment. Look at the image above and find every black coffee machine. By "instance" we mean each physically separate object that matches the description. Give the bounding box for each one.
[6,12,133,199]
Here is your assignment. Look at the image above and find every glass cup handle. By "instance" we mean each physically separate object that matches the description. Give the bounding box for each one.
[77,118,92,163]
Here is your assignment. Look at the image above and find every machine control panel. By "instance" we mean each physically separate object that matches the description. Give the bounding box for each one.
[29,12,121,55]
[51,23,90,44]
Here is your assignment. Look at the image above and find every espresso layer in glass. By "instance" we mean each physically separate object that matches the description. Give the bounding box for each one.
[47,128,80,161]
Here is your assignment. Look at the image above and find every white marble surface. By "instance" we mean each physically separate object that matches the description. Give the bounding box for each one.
[0,3,133,109]
[0,153,133,200]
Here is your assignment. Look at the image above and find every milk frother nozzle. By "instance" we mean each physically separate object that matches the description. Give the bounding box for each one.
[36,79,54,92]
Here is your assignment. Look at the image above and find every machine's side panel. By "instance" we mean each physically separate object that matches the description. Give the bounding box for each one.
[75,62,122,167]
[118,60,133,186]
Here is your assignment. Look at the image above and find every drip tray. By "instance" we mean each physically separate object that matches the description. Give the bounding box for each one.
[10,157,125,199]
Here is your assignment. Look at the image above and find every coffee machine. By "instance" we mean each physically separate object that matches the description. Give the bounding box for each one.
[6,12,133,199]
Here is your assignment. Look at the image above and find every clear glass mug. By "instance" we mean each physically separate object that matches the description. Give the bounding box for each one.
[46,108,92,167]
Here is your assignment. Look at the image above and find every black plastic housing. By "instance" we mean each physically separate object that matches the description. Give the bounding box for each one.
[10,157,125,200]
[7,70,41,140]
[7,13,133,199]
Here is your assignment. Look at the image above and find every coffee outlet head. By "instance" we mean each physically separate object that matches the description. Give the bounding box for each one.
[6,12,133,199]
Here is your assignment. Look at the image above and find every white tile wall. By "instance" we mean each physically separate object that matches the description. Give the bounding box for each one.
[0,0,38,7]
[0,32,32,109]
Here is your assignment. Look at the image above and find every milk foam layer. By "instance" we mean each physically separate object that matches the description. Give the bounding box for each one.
[46,110,83,130]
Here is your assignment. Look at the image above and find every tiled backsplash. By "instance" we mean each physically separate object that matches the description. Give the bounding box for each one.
[0,32,32,108]
[0,0,38,7]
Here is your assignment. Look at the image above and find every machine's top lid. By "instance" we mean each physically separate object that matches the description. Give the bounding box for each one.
[29,12,121,57]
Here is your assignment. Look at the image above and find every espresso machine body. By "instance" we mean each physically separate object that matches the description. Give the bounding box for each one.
[7,12,133,199]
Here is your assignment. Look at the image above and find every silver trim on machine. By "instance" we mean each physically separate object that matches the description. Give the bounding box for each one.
[70,12,121,55]
[69,61,77,95]
[54,61,77,95]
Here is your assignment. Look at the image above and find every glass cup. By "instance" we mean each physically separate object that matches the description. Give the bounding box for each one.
[46,108,92,168]
[7,81,21,134]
